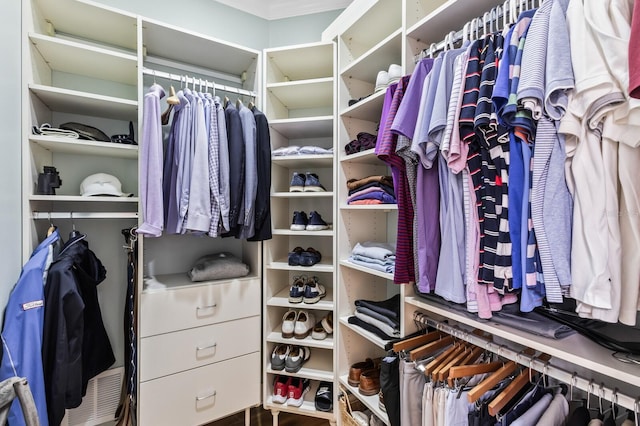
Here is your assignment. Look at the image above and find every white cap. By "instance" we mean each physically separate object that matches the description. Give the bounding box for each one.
[80,173,132,197]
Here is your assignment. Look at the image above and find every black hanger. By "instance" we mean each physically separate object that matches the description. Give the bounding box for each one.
[69,212,82,240]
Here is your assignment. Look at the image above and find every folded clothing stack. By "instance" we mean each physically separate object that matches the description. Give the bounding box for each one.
[344,132,377,155]
[272,145,334,156]
[346,175,396,205]
[188,252,250,282]
[347,241,395,274]
[348,294,401,340]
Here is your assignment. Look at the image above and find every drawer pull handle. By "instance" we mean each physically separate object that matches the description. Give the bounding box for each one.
[196,390,217,401]
[196,342,217,351]
[196,303,217,312]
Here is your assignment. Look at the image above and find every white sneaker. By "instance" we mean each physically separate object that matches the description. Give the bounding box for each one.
[374,70,389,92]
[281,309,297,338]
[387,63,403,84]
[294,311,315,339]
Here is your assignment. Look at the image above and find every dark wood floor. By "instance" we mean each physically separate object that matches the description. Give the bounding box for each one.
[207,406,331,426]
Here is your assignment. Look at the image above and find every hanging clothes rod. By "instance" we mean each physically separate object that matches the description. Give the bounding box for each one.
[412,311,640,412]
[32,212,138,220]
[142,67,256,98]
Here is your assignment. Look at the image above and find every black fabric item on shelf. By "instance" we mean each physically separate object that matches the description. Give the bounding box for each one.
[354,294,400,320]
[380,352,400,426]
[414,291,575,339]
[536,305,640,355]
[347,316,396,340]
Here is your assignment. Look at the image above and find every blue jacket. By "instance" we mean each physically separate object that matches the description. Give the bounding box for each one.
[0,230,60,426]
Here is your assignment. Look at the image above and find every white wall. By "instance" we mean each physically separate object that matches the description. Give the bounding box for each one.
[0,0,23,321]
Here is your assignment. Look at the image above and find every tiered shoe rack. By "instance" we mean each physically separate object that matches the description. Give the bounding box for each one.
[262,41,338,425]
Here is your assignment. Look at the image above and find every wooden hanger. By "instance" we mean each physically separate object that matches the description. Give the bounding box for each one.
[167,86,180,105]
[487,353,552,416]
[439,346,483,383]
[393,330,442,353]
[431,343,468,380]
[467,360,518,403]
[447,360,503,388]
[409,335,454,362]
[426,342,466,377]
[248,100,254,109]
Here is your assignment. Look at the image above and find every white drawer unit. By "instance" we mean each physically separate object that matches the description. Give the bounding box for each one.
[139,352,261,426]
[140,316,261,381]
[139,276,261,337]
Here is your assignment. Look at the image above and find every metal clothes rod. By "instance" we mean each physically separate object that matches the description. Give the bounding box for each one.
[142,67,256,98]
[32,212,138,220]
[413,311,640,412]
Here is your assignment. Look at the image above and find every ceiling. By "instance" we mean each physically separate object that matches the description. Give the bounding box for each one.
[213,0,353,20]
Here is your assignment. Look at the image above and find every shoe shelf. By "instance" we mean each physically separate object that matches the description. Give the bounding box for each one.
[267,258,335,273]
[267,78,334,112]
[267,332,335,351]
[270,116,334,139]
[271,191,334,198]
[29,135,138,159]
[405,296,640,388]
[339,317,389,350]
[340,90,385,120]
[339,259,394,281]
[266,42,335,83]
[264,395,336,421]
[338,376,390,426]
[28,33,138,86]
[340,28,403,83]
[272,229,335,237]
[29,84,138,121]
[266,348,334,382]
[32,0,137,51]
[267,286,335,312]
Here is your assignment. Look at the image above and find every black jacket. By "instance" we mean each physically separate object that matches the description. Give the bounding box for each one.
[248,106,272,242]
[42,235,115,426]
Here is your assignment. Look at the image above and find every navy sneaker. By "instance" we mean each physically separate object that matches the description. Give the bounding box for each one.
[303,172,326,192]
[290,211,308,231]
[303,276,326,304]
[299,247,322,267]
[288,247,304,266]
[306,211,329,231]
[289,172,305,192]
[288,275,307,303]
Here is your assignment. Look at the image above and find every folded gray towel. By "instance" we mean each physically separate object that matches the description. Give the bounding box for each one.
[188,252,250,282]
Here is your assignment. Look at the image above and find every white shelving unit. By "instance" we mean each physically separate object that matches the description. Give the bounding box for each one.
[262,41,338,426]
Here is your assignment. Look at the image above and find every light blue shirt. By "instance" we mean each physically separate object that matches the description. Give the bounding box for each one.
[0,230,60,426]
[215,97,231,232]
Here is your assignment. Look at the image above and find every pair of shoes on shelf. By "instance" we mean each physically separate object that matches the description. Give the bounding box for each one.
[348,357,382,396]
[289,275,327,304]
[272,376,310,407]
[270,344,311,373]
[374,64,402,92]
[289,172,326,192]
[290,211,330,231]
[282,309,316,339]
[311,312,333,340]
[344,131,377,155]
[288,247,322,267]
[315,381,333,412]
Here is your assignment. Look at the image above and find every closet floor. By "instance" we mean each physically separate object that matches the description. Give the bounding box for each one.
[206,406,331,426]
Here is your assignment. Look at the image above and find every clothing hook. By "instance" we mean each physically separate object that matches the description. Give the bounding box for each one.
[598,383,604,416]
[70,211,75,231]
[587,380,595,410]
[570,372,577,400]
[634,397,639,426]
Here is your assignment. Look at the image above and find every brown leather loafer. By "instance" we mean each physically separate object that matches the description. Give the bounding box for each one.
[348,358,374,386]
[358,367,381,396]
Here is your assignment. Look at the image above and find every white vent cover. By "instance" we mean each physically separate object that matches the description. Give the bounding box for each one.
[61,367,124,426]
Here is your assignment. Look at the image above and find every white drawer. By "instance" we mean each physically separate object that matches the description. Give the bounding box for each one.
[140,277,261,337]
[140,316,260,381]
[139,352,261,426]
